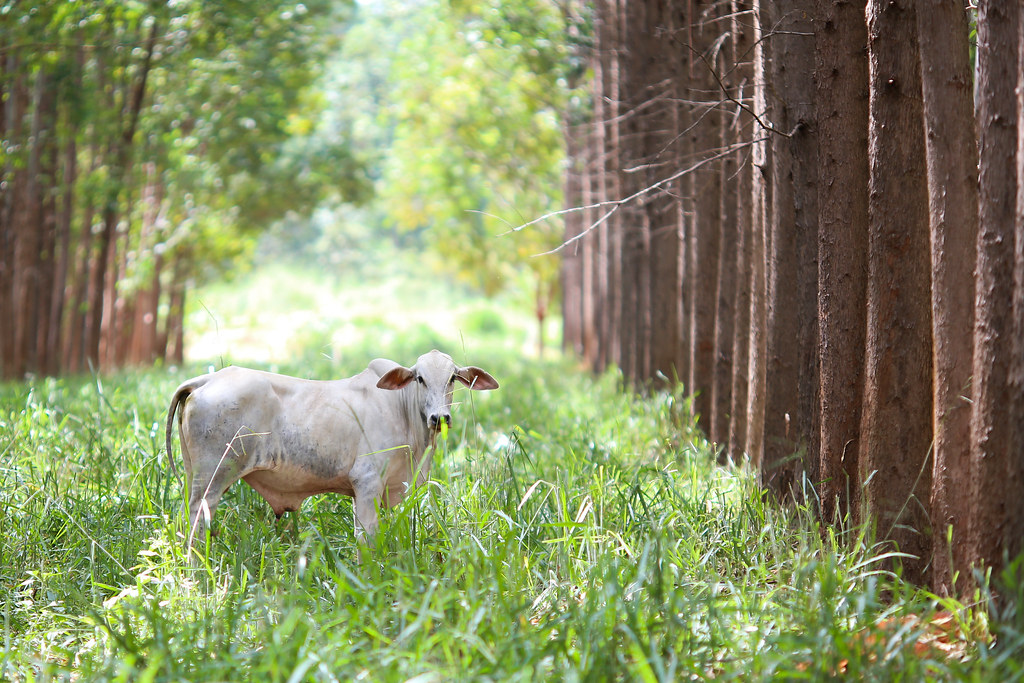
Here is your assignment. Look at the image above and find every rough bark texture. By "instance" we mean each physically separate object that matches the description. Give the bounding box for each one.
[760,0,819,501]
[815,0,869,527]
[970,0,1021,584]
[687,1,722,433]
[1013,4,1024,571]
[711,54,738,450]
[646,0,685,386]
[744,0,771,468]
[862,0,933,586]
[618,0,652,385]
[915,0,978,597]
[726,0,753,464]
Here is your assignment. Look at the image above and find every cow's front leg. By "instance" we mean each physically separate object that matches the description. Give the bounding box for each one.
[352,479,384,544]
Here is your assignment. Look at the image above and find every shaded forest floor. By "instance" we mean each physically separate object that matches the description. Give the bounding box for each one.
[1,262,1021,680]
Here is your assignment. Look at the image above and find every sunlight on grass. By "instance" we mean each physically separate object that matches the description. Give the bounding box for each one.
[185,259,549,368]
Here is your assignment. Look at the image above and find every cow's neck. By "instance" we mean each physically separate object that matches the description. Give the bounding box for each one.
[399,384,432,463]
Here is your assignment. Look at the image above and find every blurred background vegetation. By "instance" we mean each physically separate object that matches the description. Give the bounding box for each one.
[192,0,584,365]
[1,0,584,377]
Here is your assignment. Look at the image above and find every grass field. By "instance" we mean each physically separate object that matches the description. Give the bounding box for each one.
[2,263,1023,681]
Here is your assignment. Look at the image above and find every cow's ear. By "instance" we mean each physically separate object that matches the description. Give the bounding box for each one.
[377,366,415,390]
[456,366,499,391]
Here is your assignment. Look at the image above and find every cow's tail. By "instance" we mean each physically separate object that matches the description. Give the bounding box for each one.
[165,376,209,483]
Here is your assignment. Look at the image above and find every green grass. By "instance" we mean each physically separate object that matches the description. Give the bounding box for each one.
[2,263,1022,681]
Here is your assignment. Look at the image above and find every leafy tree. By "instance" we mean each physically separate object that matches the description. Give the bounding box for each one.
[1,0,365,375]
[378,0,583,351]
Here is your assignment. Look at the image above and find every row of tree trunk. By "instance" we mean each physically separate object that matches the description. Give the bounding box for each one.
[1,22,187,379]
[561,0,1024,595]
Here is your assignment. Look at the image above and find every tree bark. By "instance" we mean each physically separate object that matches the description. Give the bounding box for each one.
[65,149,98,375]
[582,107,600,370]
[646,0,685,387]
[87,19,159,370]
[970,0,1021,584]
[711,134,737,451]
[618,0,652,384]
[165,251,189,365]
[815,0,869,527]
[562,118,586,358]
[744,0,771,468]
[760,0,819,501]
[686,1,722,434]
[1011,9,1024,570]
[607,0,623,375]
[586,5,609,373]
[1,50,26,377]
[915,0,978,597]
[725,2,754,464]
[34,68,59,376]
[11,66,53,378]
[49,109,77,376]
[861,0,933,586]
[0,46,9,374]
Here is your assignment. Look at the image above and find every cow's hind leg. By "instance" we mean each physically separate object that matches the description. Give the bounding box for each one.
[186,458,242,554]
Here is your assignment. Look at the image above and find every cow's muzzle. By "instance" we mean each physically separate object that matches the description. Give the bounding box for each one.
[428,413,451,430]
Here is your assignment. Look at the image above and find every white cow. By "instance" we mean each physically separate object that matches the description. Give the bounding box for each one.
[165,350,498,546]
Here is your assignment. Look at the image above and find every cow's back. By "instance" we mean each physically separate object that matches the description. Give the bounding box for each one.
[179,366,412,479]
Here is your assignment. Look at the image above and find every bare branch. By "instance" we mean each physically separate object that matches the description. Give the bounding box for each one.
[498,135,770,255]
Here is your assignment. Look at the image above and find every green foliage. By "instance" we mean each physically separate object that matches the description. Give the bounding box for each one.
[0,344,1013,679]
[1,0,368,290]
[372,0,576,296]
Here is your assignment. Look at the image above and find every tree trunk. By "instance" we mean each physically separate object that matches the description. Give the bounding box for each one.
[676,21,694,393]
[861,0,933,586]
[65,151,98,374]
[815,0,869,527]
[11,67,52,378]
[0,46,9,375]
[618,0,651,384]
[1,50,26,377]
[744,0,771,468]
[645,0,685,387]
[581,108,600,370]
[687,2,722,434]
[128,167,166,365]
[970,0,1021,584]
[606,0,623,376]
[34,69,59,376]
[711,10,742,453]
[1012,10,1024,571]
[165,252,189,365]
[589,0,618,374]
[562,118,585,358]
[87,19,159,370]
[726,1,753,464]
[48,119,77,376]
[915,0,978,597]
[760,0,819,501]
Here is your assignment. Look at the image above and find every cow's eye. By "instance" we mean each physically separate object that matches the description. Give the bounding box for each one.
[417,376,425,386]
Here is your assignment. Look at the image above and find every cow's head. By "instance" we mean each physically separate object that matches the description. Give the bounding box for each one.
[376,350,499,431]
